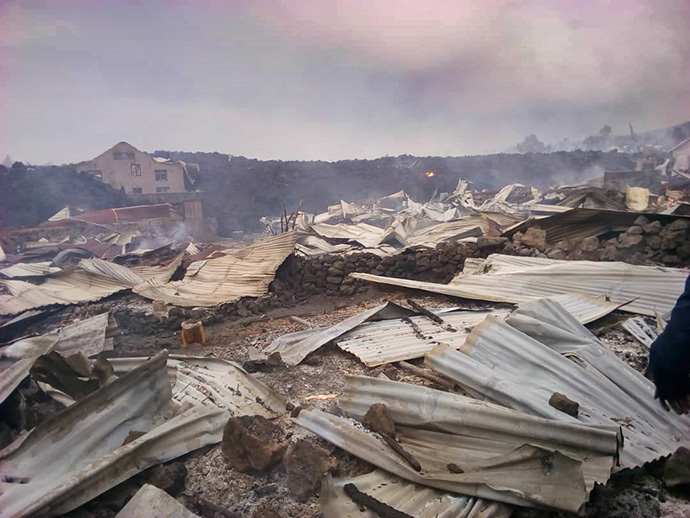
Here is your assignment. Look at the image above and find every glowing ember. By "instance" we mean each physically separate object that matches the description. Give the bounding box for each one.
[425,171,436,178]
[305,394,338,401]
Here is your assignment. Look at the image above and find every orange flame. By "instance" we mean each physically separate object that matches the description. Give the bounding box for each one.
[425,171,436,178]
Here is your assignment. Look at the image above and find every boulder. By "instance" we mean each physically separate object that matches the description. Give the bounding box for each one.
[642,221,663,235]
[661,234,681,250]
[601,246,618,261]
[633,215,651,226]
[581,236,599,253]
[327,266,344,277]
[554,239,573,252]
[627,226,643,235]
[645,234,662,250]
[664,447,690,487]
[284,439,336,501]
[546,249,567,260]
[520,227,547,251]
[339,284,356,295]
[617,234,643,249]
[221,416,287,472]
[677,243,690,259]
[667,219,689,232]
[477,237,509,249]
[416,256,431,268]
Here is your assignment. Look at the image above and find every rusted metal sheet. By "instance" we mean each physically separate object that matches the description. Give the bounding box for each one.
[134,231,296,307]
[0,262,61,278]
[0,256,181,316]
[72,204,179,224]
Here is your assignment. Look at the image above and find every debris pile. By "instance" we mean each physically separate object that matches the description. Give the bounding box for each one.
[2,162,690,517]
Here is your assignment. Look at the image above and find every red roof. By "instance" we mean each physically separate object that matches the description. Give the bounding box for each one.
[71,204,177,225]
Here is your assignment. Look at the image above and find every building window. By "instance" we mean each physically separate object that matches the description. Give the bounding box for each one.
[155,170,168,182]
[87,170,102,180]
[113,152,135,160]
[132,187,143,194]
[130,164,142,176]
[156,187,170,193]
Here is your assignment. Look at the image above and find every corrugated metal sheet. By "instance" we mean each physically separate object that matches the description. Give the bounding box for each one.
[528,204,573,216]
[352,254,688,317]
[0,352,228,518]
[0,262,62,278]
[424,299,690,469]
[340,376,618,492]
[115,484,199,518]
[321,470,511,518]
[263,302,415,366]
[310,222,385,248]
[295,236,353,256]
[620,317,657,348]
[134,231,296,307]
[501,208,690,244]
[108,355,286,418]
[406,223,483,248]
[0,256,181,316]
[558,190,625,211]
[336,310,507,367]
[296,374,618,512]
[0,313,116,404]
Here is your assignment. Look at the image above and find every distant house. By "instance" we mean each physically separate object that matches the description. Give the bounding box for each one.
[76,142,188,194]
[670,137,690,174]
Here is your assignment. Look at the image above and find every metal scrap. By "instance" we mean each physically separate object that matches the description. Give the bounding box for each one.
[320,470,512,518]
[0,351,228,517]
[353,254,684,317]
[425,299,690,468]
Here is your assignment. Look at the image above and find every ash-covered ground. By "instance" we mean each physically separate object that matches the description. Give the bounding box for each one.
[40,286,690,518]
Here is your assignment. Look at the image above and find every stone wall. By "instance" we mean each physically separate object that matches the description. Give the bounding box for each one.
[283,241,471,296]
[105,241,472,337]
[500,217,690,267]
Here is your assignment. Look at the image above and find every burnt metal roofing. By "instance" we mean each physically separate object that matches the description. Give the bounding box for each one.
[424,299,690,469]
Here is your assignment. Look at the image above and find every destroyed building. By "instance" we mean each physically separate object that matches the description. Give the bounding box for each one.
[2,150,690,518]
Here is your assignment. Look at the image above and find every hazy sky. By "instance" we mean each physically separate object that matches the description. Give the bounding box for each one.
[1,0,689,164]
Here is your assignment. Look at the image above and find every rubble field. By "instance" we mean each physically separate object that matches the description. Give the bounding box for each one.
[2,172,690,518]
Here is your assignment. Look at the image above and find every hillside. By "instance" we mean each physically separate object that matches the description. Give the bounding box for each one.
[0,162,130,228]
[0,151,634,235]
[163,150,634,235]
